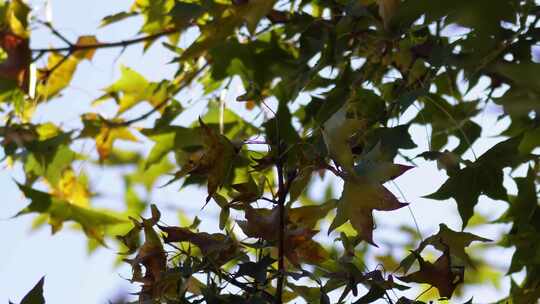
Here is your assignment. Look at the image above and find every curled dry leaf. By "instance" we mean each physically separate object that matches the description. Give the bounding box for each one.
[399,250,464,299]
[159,225,238,264]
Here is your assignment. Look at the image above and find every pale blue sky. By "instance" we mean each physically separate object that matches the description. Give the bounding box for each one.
[0,1,521,303]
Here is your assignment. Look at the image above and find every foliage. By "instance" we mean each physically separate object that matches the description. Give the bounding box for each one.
[2,0,540,303]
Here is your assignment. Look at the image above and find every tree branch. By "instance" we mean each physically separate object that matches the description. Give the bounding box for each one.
[38,20,73,46]
[275,158,286,304]
[274,148,296,304]
[31,27,181,53]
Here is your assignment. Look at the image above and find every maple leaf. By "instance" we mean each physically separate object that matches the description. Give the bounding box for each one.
[94,65,171,115]
[284,227,327,266]
[7,0,30,38]
[399,250,464,299]
[426,136,523,228]
[237,206,279,241]
[356,271,409,304]
[36,35,99,100]
[329,155,412,245]
[73,35,99,60]
[51,168,91,207]
[179,0,277,60]
[16,183,126,242]
[291,239,329,266]
[420,224,491,266]
[159,225,236,254]
[164,118,236,201]
[237,206,328,265]
[229,174,262,203]
[117,218,143,254]
[127,211,167,302]
[399,224,490,281]
[95,125,138,161]
[498,166,538,229]
[497,167,540,275]
[288,199,337,230]
[236,255,275,283]
[80,113,138,161]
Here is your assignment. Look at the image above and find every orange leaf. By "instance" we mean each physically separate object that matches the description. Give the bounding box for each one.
[74,35,99,60]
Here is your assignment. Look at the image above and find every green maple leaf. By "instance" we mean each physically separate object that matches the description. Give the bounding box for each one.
[95,65,170,115]
[163,119,236,201]
[354,144,414,183]
[497,167,540,275]
[329,177,408,246]
[498,166,538,229]
[425,136,523,228]
[16,183,126,242]
[142,126,198,169]
[329,145,412,245]
[241,0,276,35]
[415,224,490,267]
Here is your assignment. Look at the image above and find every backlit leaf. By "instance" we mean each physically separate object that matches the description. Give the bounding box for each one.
[16,184,126,242]
[426,136,523,228]
[20,277,45,304]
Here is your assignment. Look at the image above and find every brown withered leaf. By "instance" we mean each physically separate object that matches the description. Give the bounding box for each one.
[237,207,327,265]
[230,176,261,203]
[288,235,329,266]
[0,31,30,89]
[399,250,464,299]
[159,225,238,264]
[198,118,235,201]
[127,217,166,302]
[284,227,318,265]
[237,206,279,241]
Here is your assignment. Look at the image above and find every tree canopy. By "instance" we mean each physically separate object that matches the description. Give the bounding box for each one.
[3,0,540,303]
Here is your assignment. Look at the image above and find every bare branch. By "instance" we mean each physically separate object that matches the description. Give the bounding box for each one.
[31,27,181,53]
[38,20,73,46]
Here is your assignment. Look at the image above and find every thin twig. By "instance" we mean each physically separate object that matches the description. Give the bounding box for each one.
[324,163,346,178]
[41,50,73,77]
[260,197,278,204]
[38,20,73,46]
[31,27,181,53]
[275,157,286,304]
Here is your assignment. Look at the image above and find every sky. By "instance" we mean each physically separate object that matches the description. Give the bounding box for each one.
[0,1,524,303]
